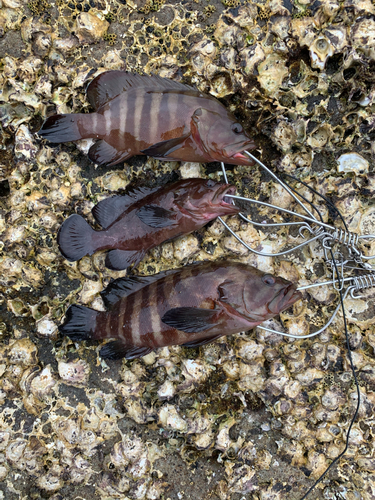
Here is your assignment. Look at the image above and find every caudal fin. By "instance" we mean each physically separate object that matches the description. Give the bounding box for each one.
[38,114,87,143]
[57,214,96,261]
[59,304,99,341]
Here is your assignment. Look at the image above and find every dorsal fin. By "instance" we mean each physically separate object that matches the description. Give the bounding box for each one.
[92,185,160,228]
[86,71,195,110]
[101,269,177,308]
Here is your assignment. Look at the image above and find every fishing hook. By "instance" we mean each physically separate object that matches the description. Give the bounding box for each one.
[217,152,375,266]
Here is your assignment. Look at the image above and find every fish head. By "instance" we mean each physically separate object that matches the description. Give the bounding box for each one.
[220,267,302,323]
[173,179,240,221]
[244,270,302,321]
[191,108,256,166]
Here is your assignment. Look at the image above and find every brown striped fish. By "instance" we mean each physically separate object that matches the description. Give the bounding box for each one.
[59,261,301,360]
[57,178,239,270]
[38,71,256,166]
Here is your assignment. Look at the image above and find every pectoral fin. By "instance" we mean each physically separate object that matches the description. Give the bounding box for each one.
[136,205,178,228]
[140,133,190,158]
[161,307,218,333]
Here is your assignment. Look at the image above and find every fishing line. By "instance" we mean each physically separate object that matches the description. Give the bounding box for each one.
[280,173,349,232]
[276,174,324,223]
[221,158,363,497]
[264,172,361,499]
[299,249,361,500]
[265,170,361,498]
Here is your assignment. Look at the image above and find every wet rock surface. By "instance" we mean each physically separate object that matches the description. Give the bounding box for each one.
[1,0,375,499]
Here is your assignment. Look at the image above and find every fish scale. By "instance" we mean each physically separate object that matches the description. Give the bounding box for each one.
[59,261,302,360]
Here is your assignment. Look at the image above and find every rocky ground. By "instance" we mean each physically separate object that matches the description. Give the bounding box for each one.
[1,0,375,499]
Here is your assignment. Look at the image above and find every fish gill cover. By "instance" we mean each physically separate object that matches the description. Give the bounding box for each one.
[1,0,375,499]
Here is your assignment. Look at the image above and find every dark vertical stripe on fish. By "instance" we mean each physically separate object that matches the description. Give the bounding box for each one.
[124,292,135,344]
[141,282,151,332]
[117,296,127,342]
[157,273,177,343]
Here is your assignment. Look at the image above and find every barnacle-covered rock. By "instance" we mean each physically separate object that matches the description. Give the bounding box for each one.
[351,19,375,59]
[159,404,187,432]
[36,466,64,492]
[309,36,335,70]
[173,234,199,261]
[157,379,176,399]
[215,417,240,452]
[32,32,52,58]
[14,125,38,160]
[8,338,38,366]
[58,359,91,387]
[74,13,109,45]
[30,365,57,399]
[1,1,375,498]
[36,317,59,339]
[111,434,145,467]
[177,359,212,392]
[257,54,288,95]
[337,153,369,174]
[235,338,264,362]
[225,463,258,494]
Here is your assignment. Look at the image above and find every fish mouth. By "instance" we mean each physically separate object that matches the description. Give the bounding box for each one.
[269,284,302,314]
[233,152,249,160]
[215,185,240,213]
[224,139,256,165]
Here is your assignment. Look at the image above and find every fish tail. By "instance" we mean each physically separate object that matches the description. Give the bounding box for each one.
[59,305,99,341]
[57,214,96,261]
[38,113,97,143]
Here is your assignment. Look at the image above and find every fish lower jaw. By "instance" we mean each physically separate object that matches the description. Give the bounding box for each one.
[233,152,248,160]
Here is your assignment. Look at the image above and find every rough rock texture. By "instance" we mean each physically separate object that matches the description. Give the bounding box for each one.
[1,0,375,499]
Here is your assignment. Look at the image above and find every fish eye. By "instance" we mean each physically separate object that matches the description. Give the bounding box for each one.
[262,275,276,286]
[206,180,215,187]
[231,123,243,134]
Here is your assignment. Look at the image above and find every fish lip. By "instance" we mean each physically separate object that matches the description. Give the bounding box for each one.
[269,284,302,314]
[225,139,256,158]
[282,285,303,309]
